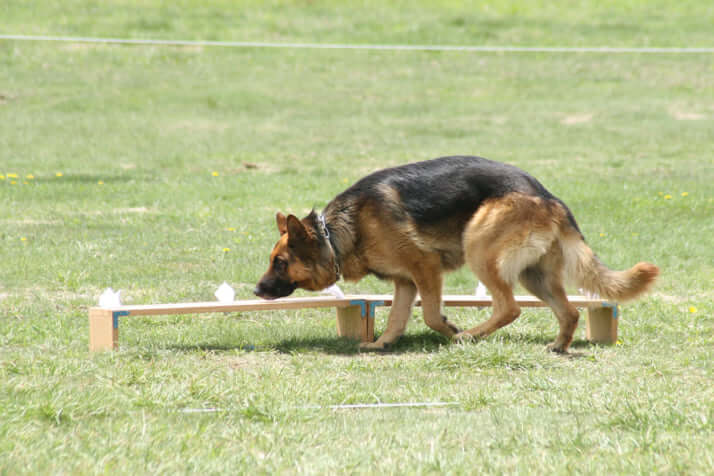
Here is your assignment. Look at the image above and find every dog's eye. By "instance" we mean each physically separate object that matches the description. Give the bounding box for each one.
[273,257,287,272]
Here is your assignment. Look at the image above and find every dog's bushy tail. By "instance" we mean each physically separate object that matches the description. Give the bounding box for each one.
[561,231,659,301]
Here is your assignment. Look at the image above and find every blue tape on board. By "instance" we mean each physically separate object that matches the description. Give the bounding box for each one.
[349,299,368,318]
[602,302,619,319]
[112,310,130,329]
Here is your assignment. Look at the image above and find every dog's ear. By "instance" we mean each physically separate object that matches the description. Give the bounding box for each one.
[276,212,288,236]
[286,214,309,244]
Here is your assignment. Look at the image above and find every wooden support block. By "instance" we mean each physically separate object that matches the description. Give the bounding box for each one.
[586,305,618,344]
[336,304,369,342]
[89,308,118,352]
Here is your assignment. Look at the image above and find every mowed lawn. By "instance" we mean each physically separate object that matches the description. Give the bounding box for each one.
[1,1,713,474]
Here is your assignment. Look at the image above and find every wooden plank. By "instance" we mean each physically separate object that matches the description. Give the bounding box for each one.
[89,294,611,318]
[88,294,617,351]
[353,294,610,309]
[90,296,356,317]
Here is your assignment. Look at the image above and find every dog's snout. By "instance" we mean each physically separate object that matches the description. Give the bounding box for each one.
[254,275,296,300]
[254,282,266,298]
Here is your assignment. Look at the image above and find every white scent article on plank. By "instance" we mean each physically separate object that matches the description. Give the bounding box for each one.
[321,283,346,299]
[475,281,490,298]
[214,282,236,303]
[99,288,122,308]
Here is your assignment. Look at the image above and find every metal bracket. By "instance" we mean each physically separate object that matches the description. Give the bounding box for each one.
[112,310,130,329]
[602,302,619,319]
[367,300,385,318]
[349,299,368,318]
[348,299,385,319]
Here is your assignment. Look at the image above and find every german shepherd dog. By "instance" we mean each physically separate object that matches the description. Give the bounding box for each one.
[255,156,659,352]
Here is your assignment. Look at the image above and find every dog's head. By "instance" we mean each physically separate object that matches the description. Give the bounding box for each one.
[254,211,337,300]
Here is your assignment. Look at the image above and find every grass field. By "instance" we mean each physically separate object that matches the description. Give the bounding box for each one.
[1,1,713,474]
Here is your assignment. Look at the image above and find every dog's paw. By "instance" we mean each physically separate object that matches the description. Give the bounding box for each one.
[442,314,462,335]
[359,341,392,352]
[546,343,568,354]
[452,332,476,344]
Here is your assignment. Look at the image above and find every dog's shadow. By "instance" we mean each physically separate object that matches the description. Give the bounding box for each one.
[167,330,595,357]
[165,333,448,355]
[275,332,454,355]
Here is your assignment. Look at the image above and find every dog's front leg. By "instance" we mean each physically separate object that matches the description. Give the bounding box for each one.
[360,279,417,351]
[414,269,461,339]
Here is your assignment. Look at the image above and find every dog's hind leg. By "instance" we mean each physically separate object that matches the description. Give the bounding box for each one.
[455,195,557,341]
[519,254,580,353]
[360,278,417,351]
[454,260,521,341]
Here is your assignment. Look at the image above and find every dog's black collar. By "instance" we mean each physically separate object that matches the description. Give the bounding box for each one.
[318,213,341,281]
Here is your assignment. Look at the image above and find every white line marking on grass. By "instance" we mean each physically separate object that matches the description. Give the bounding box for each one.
[1,34,713,54]
[179,408,224,414]
[178,402,460,413]
[304,401,461,409]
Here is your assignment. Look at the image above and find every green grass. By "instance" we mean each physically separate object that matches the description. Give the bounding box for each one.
[1,1,713,474]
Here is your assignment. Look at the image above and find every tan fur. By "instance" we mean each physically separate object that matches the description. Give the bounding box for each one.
[453,193,658,350]
[561,230,660,301]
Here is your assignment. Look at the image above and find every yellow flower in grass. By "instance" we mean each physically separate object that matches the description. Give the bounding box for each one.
[599,232,607,237]
[223,247,231,252]
[10,181,17,185]
[226,227,236,232]
[20,237,27,242]
[0,174,5,180]
[212,171,220,177]
[689,306,697,314]
[26,174,34,180]
[56,172,63,177]
[98,180,104,185]
[681,192,689,197]
[664,194,672,200]
[7,173,18,179]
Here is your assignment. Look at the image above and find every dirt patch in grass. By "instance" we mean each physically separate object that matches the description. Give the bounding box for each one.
[112,207,153,214]
[168,119,230,132]
[560,113,593,125]
[670,109,706,120]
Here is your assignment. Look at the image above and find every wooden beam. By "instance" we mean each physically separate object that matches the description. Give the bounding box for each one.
[356,294,609,308]
[359,295,618,346]
[90,296,355,317]
[88,294,618,351]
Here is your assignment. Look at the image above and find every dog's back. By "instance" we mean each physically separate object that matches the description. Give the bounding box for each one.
[331,155,579,237]
[324,156,580,274]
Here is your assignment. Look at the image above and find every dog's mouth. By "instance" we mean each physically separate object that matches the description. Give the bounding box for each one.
[253,280,297,300]
[254,290,280,300]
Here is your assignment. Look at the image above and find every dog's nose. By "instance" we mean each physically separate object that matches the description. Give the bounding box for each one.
[253,286,262,297]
